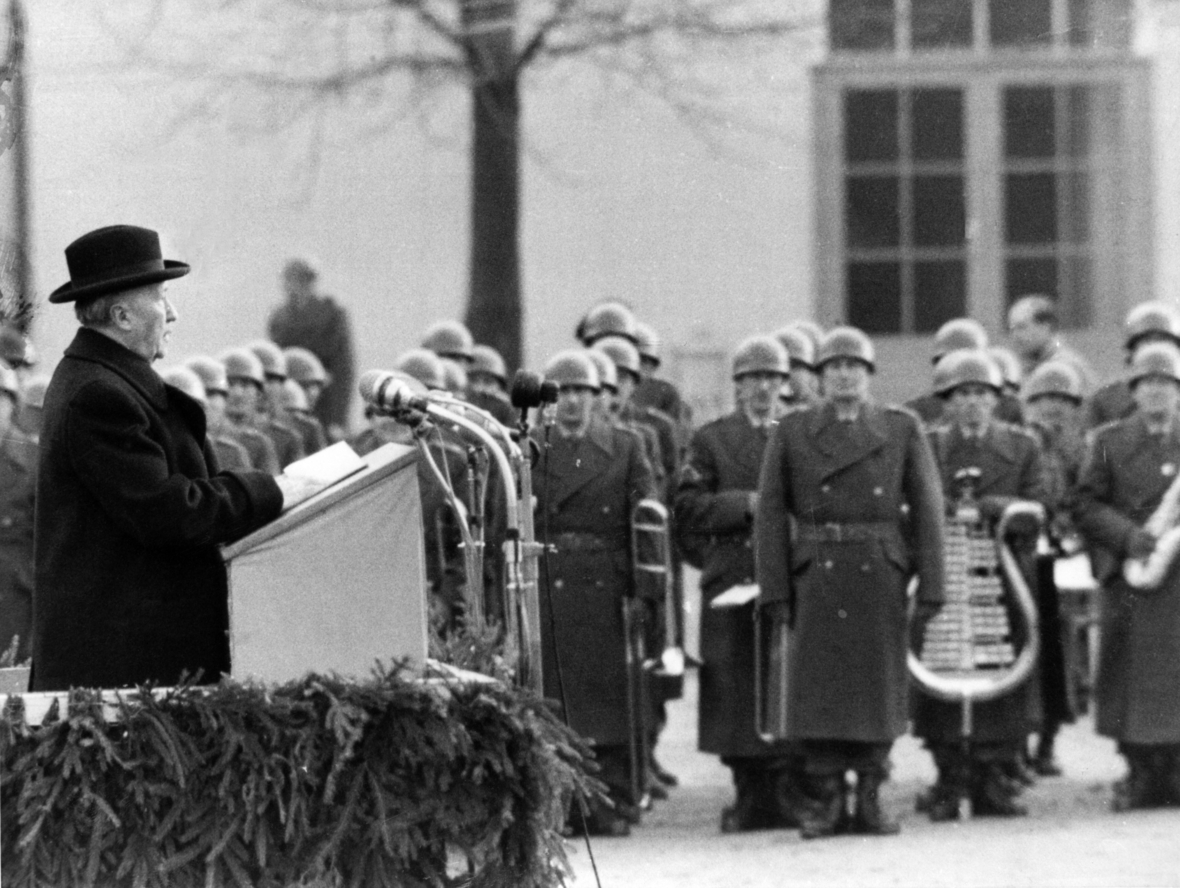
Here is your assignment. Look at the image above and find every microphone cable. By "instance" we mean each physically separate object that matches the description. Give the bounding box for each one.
[538,421,604,888]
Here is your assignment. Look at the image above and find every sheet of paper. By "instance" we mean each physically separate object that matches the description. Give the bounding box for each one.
[280,441,366,510]
[709,583,760,609]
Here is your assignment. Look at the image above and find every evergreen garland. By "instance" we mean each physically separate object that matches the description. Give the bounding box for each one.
[1,662,598,888]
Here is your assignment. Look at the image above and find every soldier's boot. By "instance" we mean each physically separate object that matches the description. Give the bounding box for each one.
[770,763,803,829]
[720,768,772,833]
[853,771,900,835]
[797,774,844,840]
[1032,729,1063,777]
[972,762,1028,817]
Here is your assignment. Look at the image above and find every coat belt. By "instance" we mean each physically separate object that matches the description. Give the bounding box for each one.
[794,521,898,544]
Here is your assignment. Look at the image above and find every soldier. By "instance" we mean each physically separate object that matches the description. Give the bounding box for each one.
[533,349,657,836]
[913,349,1048,820]
[633,320,692,438]
[15,375,48,441]
[184,356,255,471]
[1087,301,1180,430]
[1072,341,1180,810]
[218,348,282,474]
[675,334,797,833]
[280,347,331,453]
[774,325,821,408]
[0,363,35,663]
[1007,294,1094,394]
[467,343,518,428]
[907,319,1023,426]
[576,301,639,347]
[246,340,307,466]
[421,319,476,365]
[755,326,945,839]
[1022,360,1088,777]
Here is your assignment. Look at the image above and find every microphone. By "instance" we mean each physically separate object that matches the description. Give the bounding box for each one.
[510,369,559,410]
[358,369,429,413]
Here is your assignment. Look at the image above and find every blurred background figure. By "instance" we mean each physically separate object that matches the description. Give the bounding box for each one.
[185,356,254,471]
[0,362,35,664]
[14,374,48,441]
[1088,301,1180,429]
[1007,295,1094,395]
[219,348,282,474]
[267,257,355,442]
[467,343,516,427]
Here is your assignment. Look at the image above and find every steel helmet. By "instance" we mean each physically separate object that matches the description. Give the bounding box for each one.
[421,320,475,363]
[0,362,17,399]
[987,346,1023,390]
[816,326,875,372]
[1124,301,1180,351]
[579,302,638,345]
[283,347,328,385]
[161,365,207,404]
[1023,360,1084,404]
[441,358,468,394]
[470,344,507,385]
[19,374,49,409]
[787,320,824,351]
[219,348,266,387]
[186,356,230,395]
[1129,341,1180,388]
[585,347,619,393]
[933,318,989,362]
[281,378,310,412]
[594,334,642,380]
[247,339,288,380]
[544,349,601,391]
[634,321,662,366]
[732,335,789,379]
[936,349,1003,396]
[773,326,816,370]
[394,348,447,390]
[0,324,32,368]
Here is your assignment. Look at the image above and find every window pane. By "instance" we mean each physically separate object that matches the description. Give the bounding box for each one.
[912,0,973,48]
[1006,173,1057,244]
[912,89,963,160]
[990,0,1051,47]
[914,261,967,332]
[1069,0,1131,48]
[1005,87,1055,159]
[847,177,901,247]
[1007,257,1057,304]
[830,0,895,51]
[847,262,902,333]
[845,90,899,162]
[913,176,966,247]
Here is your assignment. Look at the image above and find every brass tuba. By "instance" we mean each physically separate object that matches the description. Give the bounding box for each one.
[1122,468,1180,590]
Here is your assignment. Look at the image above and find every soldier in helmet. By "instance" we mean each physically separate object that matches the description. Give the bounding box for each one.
[1073,341,1180,810]
[218,348,282,474]
[245,340,306,467]
[675,334,799,832]
[774,325,820,408]
[1007,295,1094,394]
[533,349,657,836]
[632,320,692,438]
[185,356,257,471]
[755,326,946,838]
[907,319,1024,426]
[281,346,331,452]
[467,344,517,428]
[161,365,251,472]
[267,258,355,441]
[0,363,35,663]
[1088,301,1180,430]
[913,349,1048,821]
[421,319,476,365]
[578,301,639,346]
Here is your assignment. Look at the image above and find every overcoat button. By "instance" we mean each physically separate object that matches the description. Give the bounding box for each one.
[821,484,831,493]
[861,563,870,573]
[0,516,11,528]
[744,540,752,549]
[824,560,833,569]
[554,579,564,590]
[838,609,847,619]
[873,487,883,496]
[602,506,610,513]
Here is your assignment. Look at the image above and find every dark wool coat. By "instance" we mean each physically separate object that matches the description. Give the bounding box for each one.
[533,417,656,746]
[0,426,37,662]
[1073,413,1180,744]
[914,421,1048,744]
[675,409,789,758]
[31,329,283,691]
[755,401,945,743]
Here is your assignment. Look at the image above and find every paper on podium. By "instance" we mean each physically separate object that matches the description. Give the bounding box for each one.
[280,441,366,510]
[709,584,760,608]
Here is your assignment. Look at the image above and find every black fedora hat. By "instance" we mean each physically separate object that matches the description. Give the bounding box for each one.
[50,225,190,304]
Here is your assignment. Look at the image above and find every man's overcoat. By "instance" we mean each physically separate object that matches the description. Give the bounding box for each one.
[533,417,656,745]
[755,401,945,742]
[1072,413,1180,744]
[31,329,282,691]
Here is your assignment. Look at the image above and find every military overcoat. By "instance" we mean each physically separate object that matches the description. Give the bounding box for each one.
[1072,413,1180,744]
[755,401,945,743]
[913,422,1048,744]
[675,410,782,757]
[532,417,656,745]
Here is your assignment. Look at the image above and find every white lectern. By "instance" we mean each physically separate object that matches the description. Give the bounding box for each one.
[220,443,428,684]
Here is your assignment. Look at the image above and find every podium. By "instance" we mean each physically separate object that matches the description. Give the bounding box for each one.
[220,443,428,684]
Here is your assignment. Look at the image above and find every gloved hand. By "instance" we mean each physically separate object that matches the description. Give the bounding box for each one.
[1127,528,1158,560]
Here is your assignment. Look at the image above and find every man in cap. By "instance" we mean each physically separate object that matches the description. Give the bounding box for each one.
[0,363,35,663]
[31,225,312,692]
[1073,341,1180,810]
[1087,301,1180,430]
[675,334,799,832]
[267,257,355,441]
[913,349,1048,820]
[1007,294,1094,394]
[755,326,946,838]
[534,349,657,836]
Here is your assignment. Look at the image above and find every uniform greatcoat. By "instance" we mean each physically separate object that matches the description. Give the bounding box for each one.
[1073,413,1180,744]
[533,417,656,745]
[0,426,36,661]
[1086,378,1135,430]
[755,401,945,743]
[914,422,1048,744]
[31,329,283,691]
[675,410,780,757]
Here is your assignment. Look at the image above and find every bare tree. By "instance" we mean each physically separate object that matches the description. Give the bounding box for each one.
[105,0,819,369]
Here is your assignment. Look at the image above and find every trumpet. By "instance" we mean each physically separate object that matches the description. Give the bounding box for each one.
[1123,468,1180,590]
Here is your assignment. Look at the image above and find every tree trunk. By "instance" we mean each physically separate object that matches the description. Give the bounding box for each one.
[464,69,522,372]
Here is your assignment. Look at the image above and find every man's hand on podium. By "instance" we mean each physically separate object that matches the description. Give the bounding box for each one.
[275,473,328,512]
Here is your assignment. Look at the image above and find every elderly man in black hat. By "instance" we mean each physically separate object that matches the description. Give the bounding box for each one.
[30,225,313,692]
